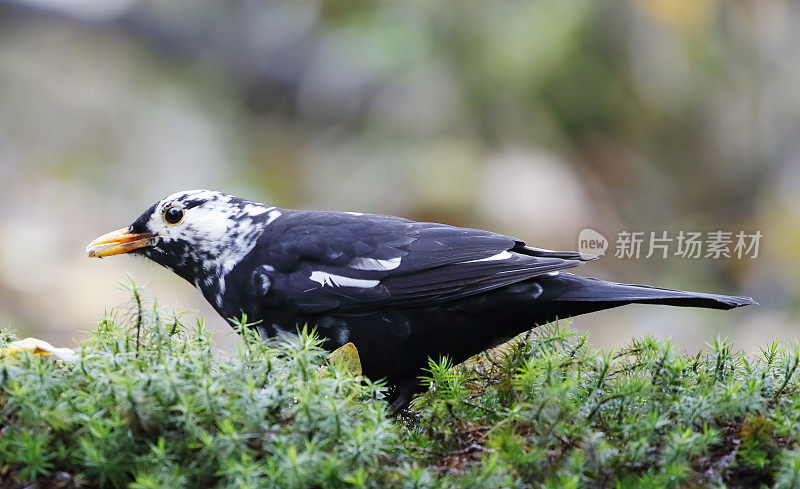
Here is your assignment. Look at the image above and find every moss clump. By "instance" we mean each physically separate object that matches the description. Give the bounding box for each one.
[0,282,397,489]
[2,282,800,488]
[407,328,800,488]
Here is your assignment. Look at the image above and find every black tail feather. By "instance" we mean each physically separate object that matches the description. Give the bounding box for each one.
[542,274,756,311]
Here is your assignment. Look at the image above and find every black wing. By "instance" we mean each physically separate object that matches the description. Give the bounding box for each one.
[244,210,594,314]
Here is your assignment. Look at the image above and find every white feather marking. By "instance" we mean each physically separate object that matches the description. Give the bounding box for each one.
[349,256,401,271]
[309,271,380,288]
[547,271,560,276]
[256,265,273,294]
[260,276,271,294]
[464,250,513,263]
[161,189,210,203]
[345,212,364,216]
[215,276,226,307]
[242,204,270,217]
[264,209,282,225]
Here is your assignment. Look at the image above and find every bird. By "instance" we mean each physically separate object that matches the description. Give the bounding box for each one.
[86,189,755,410]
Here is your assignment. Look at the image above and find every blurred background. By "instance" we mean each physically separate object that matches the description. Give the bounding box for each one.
[0,0,798,354]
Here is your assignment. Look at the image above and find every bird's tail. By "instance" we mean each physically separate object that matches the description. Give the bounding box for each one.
[540,273,756,311]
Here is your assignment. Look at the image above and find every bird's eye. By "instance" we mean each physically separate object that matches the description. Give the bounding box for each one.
[163,206,184,225]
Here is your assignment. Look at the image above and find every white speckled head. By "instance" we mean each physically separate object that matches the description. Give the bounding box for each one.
[141,190,270,245]
[126,189,279,308]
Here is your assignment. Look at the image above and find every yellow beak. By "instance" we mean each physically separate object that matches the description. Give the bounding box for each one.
[86,228,155,258]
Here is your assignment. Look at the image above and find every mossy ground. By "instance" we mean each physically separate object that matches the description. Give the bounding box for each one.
[1,283,799,488]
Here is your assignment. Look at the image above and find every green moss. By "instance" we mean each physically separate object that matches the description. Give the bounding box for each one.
[0,282,397,489]
[2,283,800,488]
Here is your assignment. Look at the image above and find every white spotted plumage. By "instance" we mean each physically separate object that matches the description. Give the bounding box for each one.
[138,190,279,307]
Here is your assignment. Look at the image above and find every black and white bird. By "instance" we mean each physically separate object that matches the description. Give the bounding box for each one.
[87,190,755,409]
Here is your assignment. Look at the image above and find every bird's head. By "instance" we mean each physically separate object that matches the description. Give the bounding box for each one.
[86,189,277,292]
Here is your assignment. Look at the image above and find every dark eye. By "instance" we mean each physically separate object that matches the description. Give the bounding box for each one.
[163,206,184,225]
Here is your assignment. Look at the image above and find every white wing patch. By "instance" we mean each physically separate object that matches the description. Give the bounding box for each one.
[349,256,402,271]
[309,271,380,288]
[463,250,513,263]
